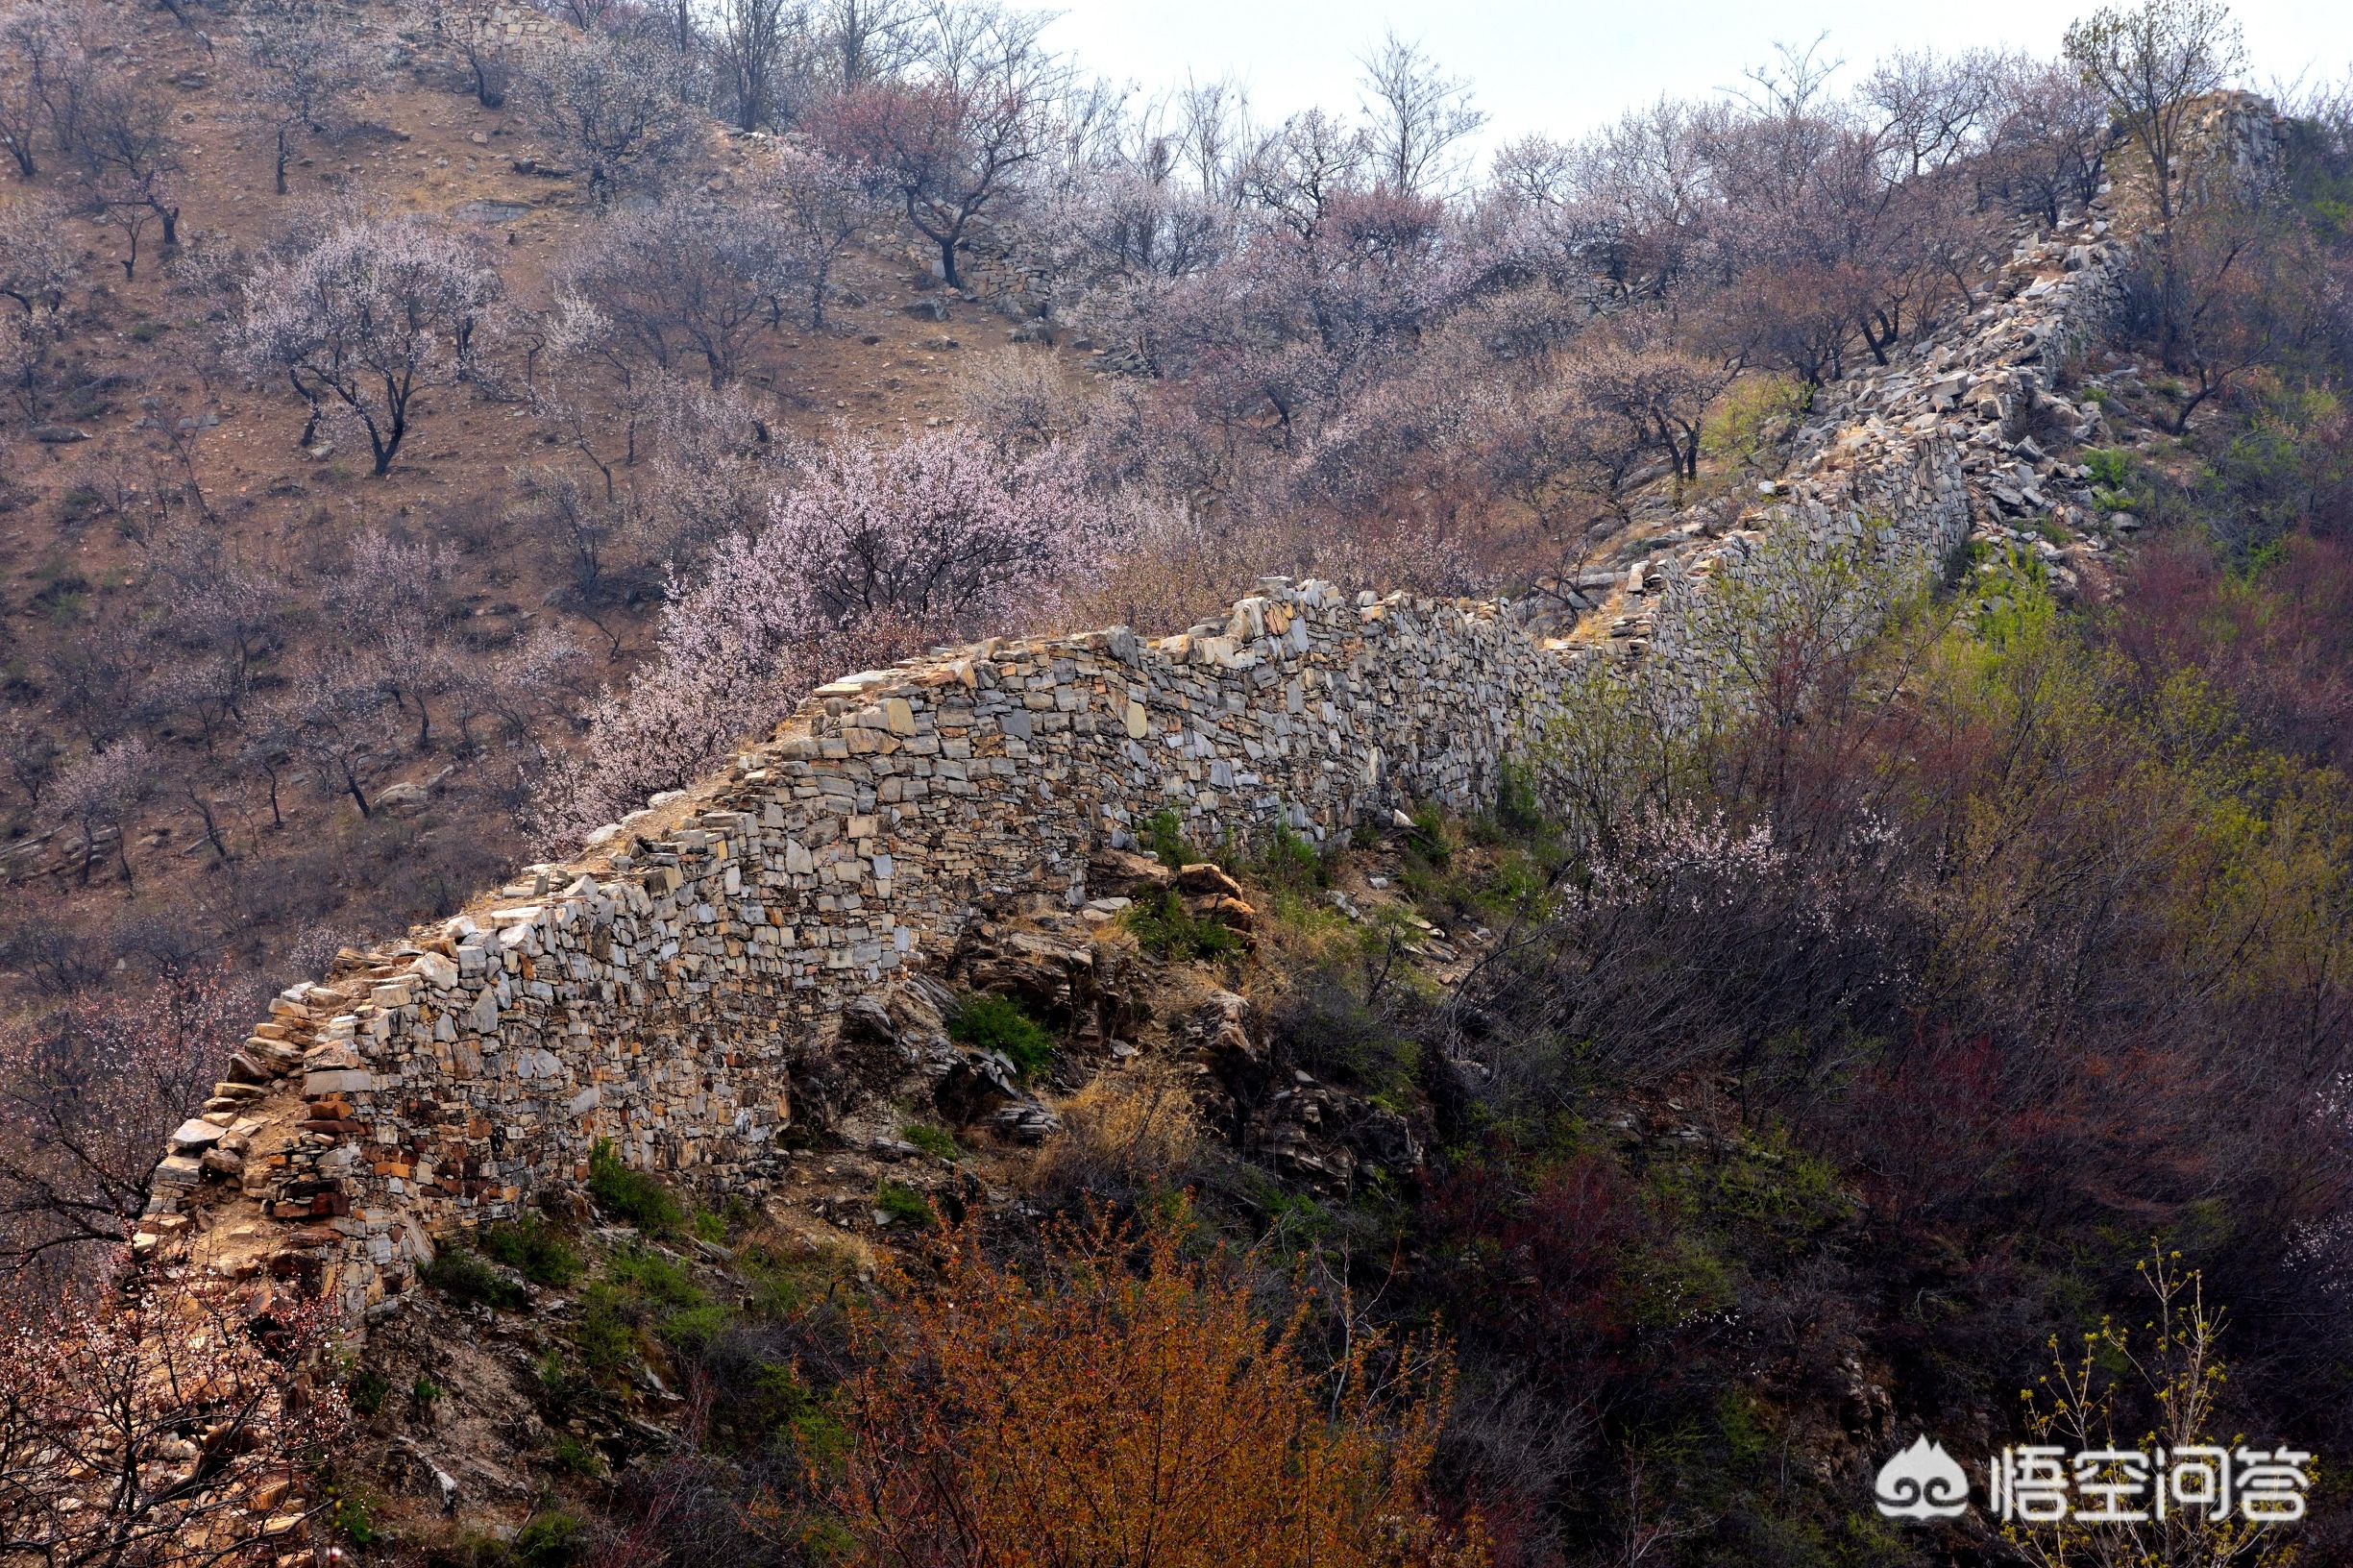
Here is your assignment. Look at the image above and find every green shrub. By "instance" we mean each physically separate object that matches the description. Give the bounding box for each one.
[1271,973,1420,1102]
[571,1243,724,1382]
[331,1493,379,1547]
[737,1240,855,1321]
[588,1139,687,1235]
[875,1179,936,1228]
[746,1360,851,1465]
[603,1244,708,1310]
[419,1245,527,1311]
[901,1122,962,1160]
[691,1209,728,1244]
[515,1509,584,1568]
[1139,807,1189,869]
[1119,889,1242,963]
[346,1366,390,1417]
[478,1215,581,1286]
[573,1287,637,1379]
[1254,820,1325,892]
[411,1374,442,1410]
[658,1301,736,1353]
[1403,802,1453,869]
[1701,373,1808,473]
[946,991,1058,1080]
[551,1435,602,1477]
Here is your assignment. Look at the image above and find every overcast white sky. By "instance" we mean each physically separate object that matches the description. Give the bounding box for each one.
[1043,0,2353,159]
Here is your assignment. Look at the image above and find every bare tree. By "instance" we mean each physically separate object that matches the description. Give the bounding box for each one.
[712,0,812,131]
[233,212,503,475]
[1,716,57,810]
[238,0,382,195]
[2134,195,2338,434]
[51,737,154,888]
[71,73,187,278]
[1569,326,1731,497]
[815,1,1066,288]
[519,31,703,209]
[1860,47,2006,180]
[0,0,79,179]
[263,656,392,818]
[1986,57,2113,226]
[2065,0,2246,231]
[0,1273,345,1562]
[1355,30,1485,198]
[0,967,239,1281]
[556,195,791,385]
[329,528,464,749]
[752,142,875,327]
[404,0,513,108]
[524,290,663,483]
[0,191,76,421]
[817,0,918,88]
[509,461,626,611]
[2065,0,2247,367]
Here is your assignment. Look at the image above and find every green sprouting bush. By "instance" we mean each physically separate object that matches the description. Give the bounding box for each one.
[478,1215,582,1287]
[346,1366,390,1417]
[1120,889,1242,963]
[1139,807,1189,869]
[603,1244,708,1310]
[1255,820,1325,892]
[946,991,1058,1080]
[2081,446,2132,489]
[1701,372,1809,474]
[901,1122,962,1160]
[691,1209,728,1244]
[514,1509,585,1568]
[1404,802,1454,869]
[1270,973,1421,1103]
[551,1435,603,1477]
[572,1244,716,1381]
[573,1286,637,1379]
[747,1360,851,1466]
[875,1179,936,1229]
[658,1301,736,1354]
[588,1139,687,1235]
[411,1374,443,1409]
[331,1493,380,1546]
[419,1245,527,1311]
[1470,763,1555,852]
[737,1241,858,1321]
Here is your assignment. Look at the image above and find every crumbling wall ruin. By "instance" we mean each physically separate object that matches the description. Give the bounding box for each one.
[136,99,2286,1325]
[145,588,1581,1312]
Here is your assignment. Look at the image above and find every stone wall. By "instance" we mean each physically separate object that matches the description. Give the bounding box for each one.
[136,97,2286,1324]
[144,588,1580,1313]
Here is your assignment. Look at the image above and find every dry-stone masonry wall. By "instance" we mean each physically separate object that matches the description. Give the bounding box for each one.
[145,589,1581,1313]
[136,97,2285,1324]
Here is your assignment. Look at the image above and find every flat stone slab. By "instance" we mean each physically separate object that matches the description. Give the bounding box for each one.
[167,1117,229,1152]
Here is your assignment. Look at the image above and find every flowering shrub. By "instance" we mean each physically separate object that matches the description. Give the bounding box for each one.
[533,429,1114,848]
